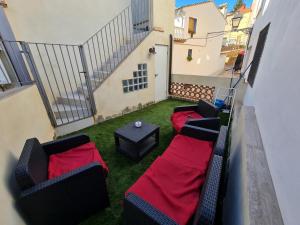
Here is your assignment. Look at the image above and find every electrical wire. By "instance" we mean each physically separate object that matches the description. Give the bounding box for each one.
[185,28,252,41]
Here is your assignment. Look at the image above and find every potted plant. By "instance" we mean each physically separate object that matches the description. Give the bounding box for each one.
[187,55,192,61]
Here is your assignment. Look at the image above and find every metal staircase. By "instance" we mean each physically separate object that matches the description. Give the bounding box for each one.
[1,0,152,128]
[54,31,150,126]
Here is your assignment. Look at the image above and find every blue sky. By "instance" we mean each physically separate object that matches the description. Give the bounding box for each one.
[176,0,253,12]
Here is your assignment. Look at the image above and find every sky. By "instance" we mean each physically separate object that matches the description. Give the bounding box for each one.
[176,0,253,12]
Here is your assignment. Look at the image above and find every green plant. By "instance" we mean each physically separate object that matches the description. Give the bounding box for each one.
[187,55,192,61]
[233,0,244,11]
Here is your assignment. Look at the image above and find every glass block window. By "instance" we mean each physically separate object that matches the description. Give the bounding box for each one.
[122,63,148,93]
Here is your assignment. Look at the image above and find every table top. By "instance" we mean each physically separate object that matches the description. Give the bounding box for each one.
[115,121,159,143]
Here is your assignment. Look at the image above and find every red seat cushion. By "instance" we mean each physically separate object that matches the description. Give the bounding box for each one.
[127,157,205,225]
[171,111,203,132]
[162,134,213,171]
[48,142,108,180]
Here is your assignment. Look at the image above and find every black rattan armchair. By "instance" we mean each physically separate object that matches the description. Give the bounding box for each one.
[123,125,228,225]
[174,99,219,116]
[172,100,221,132]
[15,134,110,225]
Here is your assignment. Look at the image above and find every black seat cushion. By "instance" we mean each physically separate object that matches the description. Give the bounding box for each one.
[15,138,49,190]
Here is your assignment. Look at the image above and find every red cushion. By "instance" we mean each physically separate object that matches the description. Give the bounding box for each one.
[162,134,213,170]
[171,111,203,132]
[48,142,108,180]
[127,157,205,225]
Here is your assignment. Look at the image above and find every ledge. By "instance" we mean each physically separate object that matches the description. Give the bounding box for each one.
[153,27,164,32]
[0,85,33,101]
[223,105,284,225]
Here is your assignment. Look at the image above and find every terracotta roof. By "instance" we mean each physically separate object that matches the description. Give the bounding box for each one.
[238,4,252,13]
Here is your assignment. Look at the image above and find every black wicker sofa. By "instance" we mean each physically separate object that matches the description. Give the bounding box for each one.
[123,125,228,225]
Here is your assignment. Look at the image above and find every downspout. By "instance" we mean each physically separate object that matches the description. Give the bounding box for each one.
[168,34,173,94]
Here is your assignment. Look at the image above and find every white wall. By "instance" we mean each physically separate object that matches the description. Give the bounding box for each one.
[3,0,131,44]
[0,85,54,225]
[172,2,226,76]
[93,0,175,119]
[243,1,300,224]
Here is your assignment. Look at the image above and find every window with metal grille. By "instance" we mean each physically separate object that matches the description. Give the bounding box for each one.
[248,23,270,87]
[188,49,192,58]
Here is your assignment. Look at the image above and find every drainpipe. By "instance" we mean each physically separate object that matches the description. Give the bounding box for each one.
[168,34,173,94]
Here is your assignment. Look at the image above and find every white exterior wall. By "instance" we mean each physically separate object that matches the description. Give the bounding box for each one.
[0,86,54,225]
[243,1,300,224]
[93,0,174,119]
[3,0,131,44]
[172,2,226,76]
[0,1,175,225]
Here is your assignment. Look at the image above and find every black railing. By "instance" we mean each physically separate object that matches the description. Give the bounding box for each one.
[0,0,152,126]
[83,0,151,90]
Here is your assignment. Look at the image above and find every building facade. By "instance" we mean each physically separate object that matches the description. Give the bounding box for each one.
[223,4,253,47]
[0,0,174,224]
[172,1,226,76]
[225,0,299,224]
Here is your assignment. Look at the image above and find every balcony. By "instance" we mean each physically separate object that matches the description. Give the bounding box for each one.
[174,27,187,41]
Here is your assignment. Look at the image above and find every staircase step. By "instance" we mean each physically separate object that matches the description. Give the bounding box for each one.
[113,48,131,58]
[90,77,103,85]
[126,31,148,44]
[107,57,121,65]
[120,43,136,50]
[93,70,110,76]
[53,104,89,119]
[77,85,90,95]
[56,115,84,126]
[56,93,88,106]
[102,63,118,71]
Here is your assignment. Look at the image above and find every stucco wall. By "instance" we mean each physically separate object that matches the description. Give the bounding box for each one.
[243,0,300,224]
[2,0,131,44]
[0,85,54,225]
[224,106,283,225]
[93,0,174,119]
[93,33,156,120]
[173,2,226,76]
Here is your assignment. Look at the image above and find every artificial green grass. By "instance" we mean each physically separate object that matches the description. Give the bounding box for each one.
[71,99,228,225]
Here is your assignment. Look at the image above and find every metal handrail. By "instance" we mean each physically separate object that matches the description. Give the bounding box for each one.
[0,0,152,127]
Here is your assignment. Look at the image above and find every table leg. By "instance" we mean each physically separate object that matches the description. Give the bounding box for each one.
[114,134,120,151]
[155,129,160,146]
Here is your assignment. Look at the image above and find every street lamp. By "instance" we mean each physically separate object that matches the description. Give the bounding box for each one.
[232,12,243,30]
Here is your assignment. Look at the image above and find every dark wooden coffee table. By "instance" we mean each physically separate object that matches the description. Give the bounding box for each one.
[114,121,160,160]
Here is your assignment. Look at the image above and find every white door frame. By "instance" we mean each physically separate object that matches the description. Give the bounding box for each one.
[154,44,169,102]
